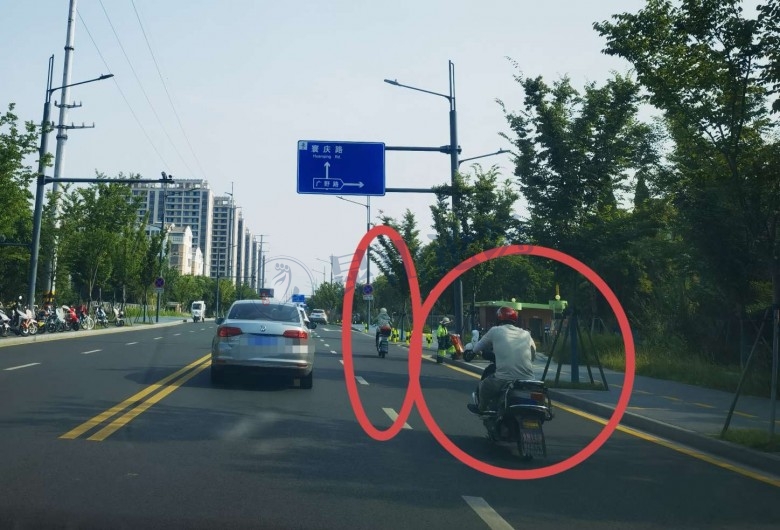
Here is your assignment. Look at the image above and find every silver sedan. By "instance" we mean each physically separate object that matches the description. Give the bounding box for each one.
[211,299,317,388]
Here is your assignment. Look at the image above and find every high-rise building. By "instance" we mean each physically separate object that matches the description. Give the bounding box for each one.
[129,179,213,276]
[211,195,238,284]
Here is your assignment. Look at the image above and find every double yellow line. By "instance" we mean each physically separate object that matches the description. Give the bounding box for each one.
[61,354,211,442]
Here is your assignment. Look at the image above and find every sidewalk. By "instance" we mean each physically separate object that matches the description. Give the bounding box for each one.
[348,325,780,476]
[0,315,189,349]
[450,348,780,476]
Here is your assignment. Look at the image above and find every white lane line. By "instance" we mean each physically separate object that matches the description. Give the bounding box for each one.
[382,408,411,430]
[81,349,102,355]
[323,343,330,348]
[462,497,514,530]
[126,342,138,346]
[173,333,181,336]
[4,363,41,371]
[189,330,195,333]
[154,337,163,340]
[356,376,369,385]
[339,360,344,365]
[330,350,338,355]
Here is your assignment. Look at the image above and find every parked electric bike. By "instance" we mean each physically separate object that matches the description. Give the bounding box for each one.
[376,324,392,358]
[0,304,11,337]
[61,305,79,331]
[112,305,126,327]
[9,296,36,336]
[77,304,94,330]
[468,350,554,461]
[94,305,109,328]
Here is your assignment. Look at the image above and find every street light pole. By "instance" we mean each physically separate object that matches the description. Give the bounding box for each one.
[384,60,463,334]
[156,172,174,323]
[27,56,113,309]
[315,257,333,285]
[337,195,372,325]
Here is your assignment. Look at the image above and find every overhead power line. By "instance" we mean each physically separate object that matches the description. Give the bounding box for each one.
[97,0,196,177]
[131,0,208,181]
[77,8,171,172]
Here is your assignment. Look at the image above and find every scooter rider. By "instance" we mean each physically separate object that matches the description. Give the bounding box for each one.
[470,306,536,413]
[375,307,393,349]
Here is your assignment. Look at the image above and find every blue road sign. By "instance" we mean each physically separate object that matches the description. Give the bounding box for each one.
[363,284,373,296]
[297,140,385,196]
[292,294,305,303]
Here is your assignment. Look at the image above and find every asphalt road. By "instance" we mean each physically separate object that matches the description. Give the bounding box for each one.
[0,323,778,529]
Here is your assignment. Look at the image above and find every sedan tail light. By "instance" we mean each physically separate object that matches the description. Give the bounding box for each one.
[283,330,308,340]
[218,326,243,338]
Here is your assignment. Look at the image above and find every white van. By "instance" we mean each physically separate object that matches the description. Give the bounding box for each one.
[191,300,206,322]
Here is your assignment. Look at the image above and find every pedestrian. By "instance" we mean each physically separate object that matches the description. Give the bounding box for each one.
[436,317,452,364]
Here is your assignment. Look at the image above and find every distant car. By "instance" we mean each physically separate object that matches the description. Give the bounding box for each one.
[309,309,328,325]
[191,300,205,322]
[211,299,317,388]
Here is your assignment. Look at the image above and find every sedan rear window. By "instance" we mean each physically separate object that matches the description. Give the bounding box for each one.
[228,302,301,323]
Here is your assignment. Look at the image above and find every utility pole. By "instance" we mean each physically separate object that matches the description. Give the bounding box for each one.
[256,235,268,294]
[45,0,98,302]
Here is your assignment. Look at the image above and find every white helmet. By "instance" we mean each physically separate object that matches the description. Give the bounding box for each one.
[379,307,388,314]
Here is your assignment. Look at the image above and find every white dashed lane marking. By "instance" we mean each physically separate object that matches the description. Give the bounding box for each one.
[382,408,411,430]
[4,363,41,371]
[462,496,514,530]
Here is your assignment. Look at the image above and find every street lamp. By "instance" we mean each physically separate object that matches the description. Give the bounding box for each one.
[152,172,176,323]
[315,257,333,284]
[27,55,114,309]
[337,195,372,325]
[458,149,510,167]
[384,60,464,334]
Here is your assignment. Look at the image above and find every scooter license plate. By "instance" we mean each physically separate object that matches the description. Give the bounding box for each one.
[522,419,541,430]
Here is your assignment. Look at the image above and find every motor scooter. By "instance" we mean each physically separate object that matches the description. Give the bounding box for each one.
[468,350,554,461]
[94,305,109,328]
[0,304,11,337]
[61,305,80,331]
[112,306,125,327]
[9,296,36,336]
[376,325,392,358]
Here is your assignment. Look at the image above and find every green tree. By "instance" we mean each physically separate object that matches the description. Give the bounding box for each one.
[428,165,524,318]
[56,176,145,305]
[595,0,780,360]
[499,63,682,330]
[307,281,345,322]
[370,209,425,332]
[0,104,41,302]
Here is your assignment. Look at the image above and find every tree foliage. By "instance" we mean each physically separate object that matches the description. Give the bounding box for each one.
[0,104,41,301]
[595,0,780,358]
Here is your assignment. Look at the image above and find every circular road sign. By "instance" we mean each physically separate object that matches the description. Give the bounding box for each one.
[154,277,165,289]
[363,284,373,296]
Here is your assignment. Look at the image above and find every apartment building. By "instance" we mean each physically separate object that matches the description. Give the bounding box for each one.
[130,179,213,276]
[211,195,239,284]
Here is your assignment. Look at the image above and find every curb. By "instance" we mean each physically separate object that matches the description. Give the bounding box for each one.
[439,353,780,477]
[0,318,190,349]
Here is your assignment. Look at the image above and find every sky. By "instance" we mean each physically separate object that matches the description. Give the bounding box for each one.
[1,0,650,296]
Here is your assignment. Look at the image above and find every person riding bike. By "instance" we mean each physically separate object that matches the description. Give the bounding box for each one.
[469,306,536,413]
[375,307,393,350]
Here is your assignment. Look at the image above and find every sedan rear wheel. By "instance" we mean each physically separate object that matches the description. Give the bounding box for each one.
[210,366,224,385]
[299,370,313,390]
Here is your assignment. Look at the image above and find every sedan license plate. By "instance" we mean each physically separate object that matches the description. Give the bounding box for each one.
[249,335,274,346]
